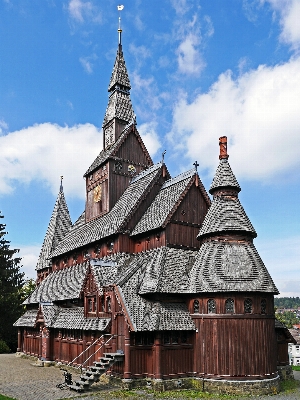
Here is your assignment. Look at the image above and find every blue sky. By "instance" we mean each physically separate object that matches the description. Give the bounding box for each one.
[0,0,299,297]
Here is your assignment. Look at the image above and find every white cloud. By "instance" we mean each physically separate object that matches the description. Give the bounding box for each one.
[257,236,300,297]
[131,72,163,118]
[170,0,191,16]
[79,53,97,73]
[134,15,144,31]
[139,122,161,157]
[0,119,8,134]
[129,44,151,69]
[173,13,209,76]
[67,0,101,24]
[0,123,101,198]
[15,244,41,280]
[168,56,300,182]
[264,0,300,51]
[177,33,205,75]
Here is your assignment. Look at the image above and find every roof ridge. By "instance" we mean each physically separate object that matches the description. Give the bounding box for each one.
[162,168,195,189]
[130,162,162,184]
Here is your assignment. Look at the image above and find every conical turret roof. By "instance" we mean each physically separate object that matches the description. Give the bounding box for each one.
[209,158,241,194]
[198,137,253,239]
[198,195,256,238]
[36,184,72,271]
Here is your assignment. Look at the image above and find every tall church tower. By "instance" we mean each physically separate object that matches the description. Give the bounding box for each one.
[84,21,153,223]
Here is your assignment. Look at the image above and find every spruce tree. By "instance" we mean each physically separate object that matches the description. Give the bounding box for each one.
[0,212,25,351]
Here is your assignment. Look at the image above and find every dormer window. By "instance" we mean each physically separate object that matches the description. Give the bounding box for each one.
[86,296,97,315]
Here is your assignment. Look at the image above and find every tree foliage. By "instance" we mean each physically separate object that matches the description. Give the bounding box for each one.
[274,297,300,309]
[0,212,25,351]
[275,311,300,329]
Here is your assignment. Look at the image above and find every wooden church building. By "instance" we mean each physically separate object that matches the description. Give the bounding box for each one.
[15,28,281,394]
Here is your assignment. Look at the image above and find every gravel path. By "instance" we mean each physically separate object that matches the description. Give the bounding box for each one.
[0,354,299,400]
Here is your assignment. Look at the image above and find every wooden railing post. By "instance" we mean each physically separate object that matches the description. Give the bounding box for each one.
[123,326,131,379]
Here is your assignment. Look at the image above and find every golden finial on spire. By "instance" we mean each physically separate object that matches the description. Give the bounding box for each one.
[117,5,124,46]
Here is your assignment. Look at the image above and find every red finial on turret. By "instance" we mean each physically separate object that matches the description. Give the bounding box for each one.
[219,136,229,160]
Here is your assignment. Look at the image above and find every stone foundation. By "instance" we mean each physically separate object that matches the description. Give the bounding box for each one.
[277,365,294,380]
[120,375,280,395]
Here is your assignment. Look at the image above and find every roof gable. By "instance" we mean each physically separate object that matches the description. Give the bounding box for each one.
[131,169,209,236]
[84,124,152,177]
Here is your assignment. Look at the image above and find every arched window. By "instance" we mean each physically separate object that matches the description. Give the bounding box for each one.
[225,298,234,314]
[261,299,267,314]
[244,298,252,313]
[207,299,216,314]
[193,299,199,313]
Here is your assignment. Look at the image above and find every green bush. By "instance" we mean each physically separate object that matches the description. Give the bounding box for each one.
[292,365,300,371]
[0,339,10,353]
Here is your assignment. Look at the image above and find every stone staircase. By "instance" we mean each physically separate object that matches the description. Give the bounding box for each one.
[68,352,124,392]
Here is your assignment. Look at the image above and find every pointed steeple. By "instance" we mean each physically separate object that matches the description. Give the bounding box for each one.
[36,180,72,271]
[102,16,135,150]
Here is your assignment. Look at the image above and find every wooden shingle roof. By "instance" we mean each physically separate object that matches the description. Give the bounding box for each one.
[210,158,241,194]
[24,262,88,304]
[36,188,72,271]
[108,45,131,91]
[198,196,256,239]
[103,90,134,127]
[190,241,278,293]
[51,163,163,258]
[131,169,209,236]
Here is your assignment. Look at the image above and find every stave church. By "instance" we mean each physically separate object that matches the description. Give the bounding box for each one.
[14,23,287,394]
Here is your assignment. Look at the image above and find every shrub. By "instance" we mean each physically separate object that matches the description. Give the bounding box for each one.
[0,339,10,353]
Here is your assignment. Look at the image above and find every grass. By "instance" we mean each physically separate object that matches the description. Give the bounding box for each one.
[292,365,300,371]
[65,390,246,399]
[60,378,300,400]
[0,395,17,400]
[280,378,300,393]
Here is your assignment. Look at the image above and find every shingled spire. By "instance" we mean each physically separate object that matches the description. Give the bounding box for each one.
[36,181,72,271]
[191,137,278,293]
[102,18,134,150]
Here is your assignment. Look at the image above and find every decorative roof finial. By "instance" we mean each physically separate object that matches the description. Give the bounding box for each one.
[219,136,229,160]
[60,176,63,193]
[193,161,199,171]
[117,5,124,47]
[162,150,166,163]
